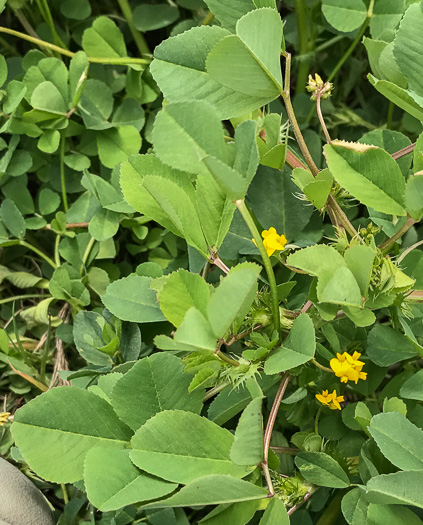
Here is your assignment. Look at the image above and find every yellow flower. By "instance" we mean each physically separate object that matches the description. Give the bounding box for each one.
[252,227,287,257]
[315,390,344,410]
[330,351,367,384]
[0,412,11,426]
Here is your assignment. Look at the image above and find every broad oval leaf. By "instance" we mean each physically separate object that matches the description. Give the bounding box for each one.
[324,142,406,216]
[111,353,204,431]
[368,412,423,470]
[140,474,268,509]
[102,274,165,323]
[130,410,253,483]
[295,451,350,488]
[84,447,177,511]
[12,387,132,483]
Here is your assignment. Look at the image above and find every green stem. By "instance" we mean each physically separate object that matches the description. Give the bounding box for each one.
[314,406,322,434]
[327,0,375,82]
[201,12,215,25]
[0,294,48,305]
[0,27,151,65]
[312,358,332,373]
[235,199,280,335]
[35,0,67,49]
[59,131,68,212]
[19,240,57,269]
[379,215,416,255]
[216,350,239,367]
[61,484,69,505]
[80,236,96,274]
[294,0,311,94]
[203,381,231,402]
[116,0,151,57]
[54,234,61,267]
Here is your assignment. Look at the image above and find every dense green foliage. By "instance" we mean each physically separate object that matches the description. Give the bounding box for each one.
[1,0,423,523]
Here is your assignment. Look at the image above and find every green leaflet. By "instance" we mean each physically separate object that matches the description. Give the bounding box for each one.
[367,75,423,122]
[324,142,406,216]
[322,0,367,32]
[203,0,256,32]
[368,412,423,470]
[207,262,261,338]
[206,9,282,98]
[151,9,284,119]
[102,274,166,323]
[152,101,230,175]
[82,16,127,58]
[230,397,264,466]
[366,471,423,509]
[84,448,177,511]
[111,353,204,431]
[393,3,423,98]
[264,313,315,374]
[130,410,253,483]
[295,452,350,488]
[12,387,133,483]
[158,269,211,327]
[140,475,268,509]
[259,497,289,524]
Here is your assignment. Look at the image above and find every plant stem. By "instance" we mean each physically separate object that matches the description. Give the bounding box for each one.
[282,52,318,177]
[54,235,61,267]
[392,142,416,160]
[35,0,68,49]
[117,0,151,57]
[201,12,215,25]
[327,0,375,82]
[294,0,311,94]
[312,358,332,373]
[262,373,290,496]
[59,131,68,213]
[270,446,299,455]
[45,222,89,230]
[235,199,280,335]
[19,240,57,269]
[397,239,423,264]
[314,406,322,434]
[0,27,151,65]
[379,215,416,254]
[281,53,358,238]
[316,91,331,143]
[203,381,231,402]
[80,236,96,274]
[0,294,48,305]
[61,484,69,505]
[216,350,239,367]
[288,489,316,516]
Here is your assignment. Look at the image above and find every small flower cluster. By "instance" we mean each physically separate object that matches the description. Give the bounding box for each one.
[0,412,11,426]
[330,351,367,384]
[315,390,344,410]
[253,227,287,257]
[306,73,333,100]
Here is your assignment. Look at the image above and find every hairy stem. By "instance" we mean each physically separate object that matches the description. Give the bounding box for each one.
[235,199,280,335]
